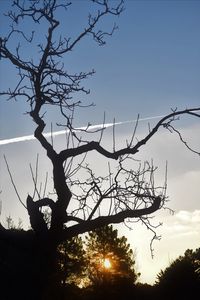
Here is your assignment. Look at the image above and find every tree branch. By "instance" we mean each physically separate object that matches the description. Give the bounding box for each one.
[26,195,48,234]
[59,108,200,161]
[62,196,161,240]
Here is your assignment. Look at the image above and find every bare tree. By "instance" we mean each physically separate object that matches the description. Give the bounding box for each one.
[0,1,200,299]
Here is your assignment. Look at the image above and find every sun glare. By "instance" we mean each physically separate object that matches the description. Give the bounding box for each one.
[103,258,112,269]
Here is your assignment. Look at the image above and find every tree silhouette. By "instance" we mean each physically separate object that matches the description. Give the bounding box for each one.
[156,248,200,299]
[85,225,139,287]
[0,1,200,299]
[57,235,86,286]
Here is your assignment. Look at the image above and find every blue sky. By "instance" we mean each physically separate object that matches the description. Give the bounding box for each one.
[1,0,200,137]
[0,0,200,284]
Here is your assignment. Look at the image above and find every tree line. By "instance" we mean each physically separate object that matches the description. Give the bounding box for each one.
[1,221,199,299]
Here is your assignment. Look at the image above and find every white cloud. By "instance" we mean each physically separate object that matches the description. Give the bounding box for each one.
[162,210,200,238]
[176,210,200,223]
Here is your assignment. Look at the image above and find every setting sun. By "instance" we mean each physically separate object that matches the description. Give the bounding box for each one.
[103,258,112,269]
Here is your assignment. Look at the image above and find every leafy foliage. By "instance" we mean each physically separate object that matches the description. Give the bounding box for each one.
[58,236,86,286]
[156,248,200,298]
[56,225,138,288]
[84,225,139,286]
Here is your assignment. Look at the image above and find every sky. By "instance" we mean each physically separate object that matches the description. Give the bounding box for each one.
[0,0,200,284]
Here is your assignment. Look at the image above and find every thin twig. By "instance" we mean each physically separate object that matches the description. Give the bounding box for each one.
[99,111,106,143]
[29,154,40,199]
[113,117,116,152]
[4,155,27,209]
[43,172,48,198]
[50,122,54,147]
[129,114,139,147]
[168,124,200,156]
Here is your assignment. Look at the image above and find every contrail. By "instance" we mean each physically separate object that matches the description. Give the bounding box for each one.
[0,115,164,146]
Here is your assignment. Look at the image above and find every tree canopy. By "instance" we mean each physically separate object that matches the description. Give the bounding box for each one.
[56,225,139,288]
[85,225,139,286]
[156,248,200,299]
